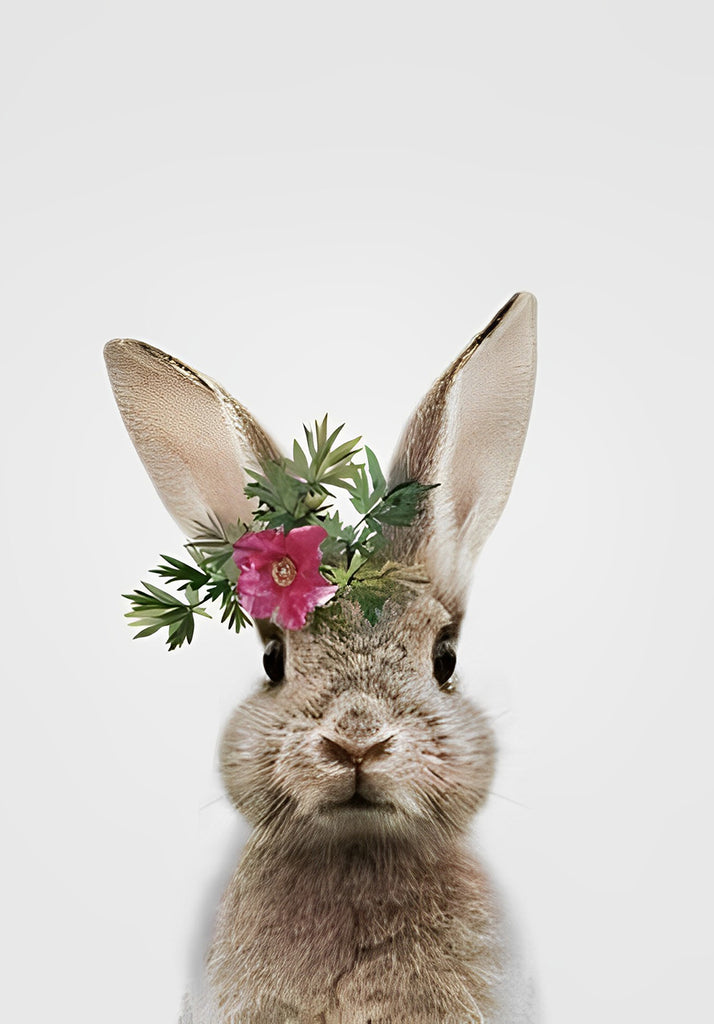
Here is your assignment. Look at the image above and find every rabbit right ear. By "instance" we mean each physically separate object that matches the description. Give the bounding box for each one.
[387,293,537,620]
[104,340,280,538]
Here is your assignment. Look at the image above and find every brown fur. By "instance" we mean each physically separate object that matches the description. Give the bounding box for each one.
[207,597,501,1023]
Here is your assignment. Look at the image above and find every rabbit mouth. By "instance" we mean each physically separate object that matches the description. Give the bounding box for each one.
[343,792,375,809]
[326,792,395,812]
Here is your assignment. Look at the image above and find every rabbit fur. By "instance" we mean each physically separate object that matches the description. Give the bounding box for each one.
[105,293,537,1024]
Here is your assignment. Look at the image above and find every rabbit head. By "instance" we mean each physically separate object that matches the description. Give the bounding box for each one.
[105,293,536,854]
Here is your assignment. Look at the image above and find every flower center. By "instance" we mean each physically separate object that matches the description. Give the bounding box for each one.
[271,556,297,587]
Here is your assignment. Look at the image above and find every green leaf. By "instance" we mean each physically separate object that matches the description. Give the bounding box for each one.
[365,446,387,499]
[368,481,438,527]
[323,435,362,469]
[304,422,317,458]
[133,624,164,639]
[335,561,430,626]
[152,555,210,592]
[350,584,387,626]
[315,414,328,450]
[320,510,346,538]
[345,550,368,581]
[246,459,311,520]
[344,449,388,518]
[322,564,351,588]
[321,464,362,487]
[290,438,311,479]
[141,581,185,605]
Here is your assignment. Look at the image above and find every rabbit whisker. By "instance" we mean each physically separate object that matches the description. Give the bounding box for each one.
[488,790,528,809]
[199,794,227,812]
[489,709,512,723]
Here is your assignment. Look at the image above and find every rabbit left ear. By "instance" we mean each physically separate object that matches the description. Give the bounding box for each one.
[387,293,537,618]
[104,339,280,537]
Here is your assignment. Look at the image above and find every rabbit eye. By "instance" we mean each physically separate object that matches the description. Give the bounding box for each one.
[433,639,456,688]
[263,639,285,685]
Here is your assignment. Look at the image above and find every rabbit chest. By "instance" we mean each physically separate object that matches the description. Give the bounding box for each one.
[207,841,501,1024]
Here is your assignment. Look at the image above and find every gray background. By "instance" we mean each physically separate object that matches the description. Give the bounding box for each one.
[2,2,712,1022]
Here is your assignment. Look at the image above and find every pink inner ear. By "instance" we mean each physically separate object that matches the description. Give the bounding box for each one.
[104,338,281,538]
[386,293,536,614]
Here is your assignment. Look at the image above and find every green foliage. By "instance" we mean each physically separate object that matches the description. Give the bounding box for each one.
[123,415,438,648]
[348,561,429,622]
[315,562,431,628]
[123,543,250,650]
[342,450,438,561]
[152,553,212,591]
[245,417,364,532]
[288,416,363,490]
[370,480,438,526]
[244,460,312,529]
[122,581,211,651]
[349,578,398,626]
[347,446,386,514]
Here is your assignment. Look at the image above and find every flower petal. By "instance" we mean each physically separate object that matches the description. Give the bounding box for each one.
[284,524,328,572]
[233,524,337,630]
[235,567,280,620]
[274,601,309,631]
[233,528,286,571]
[271,573,338,629]
[239,588,280,621]
[235,567,277,599]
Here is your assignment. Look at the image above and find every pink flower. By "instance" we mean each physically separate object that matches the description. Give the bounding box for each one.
[232,525,338,631]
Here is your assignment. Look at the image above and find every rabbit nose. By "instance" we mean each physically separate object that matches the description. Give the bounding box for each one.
[334,705,381,739]
[320,734,394,767]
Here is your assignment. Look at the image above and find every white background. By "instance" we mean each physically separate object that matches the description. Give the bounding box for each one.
[2,3,712,1022]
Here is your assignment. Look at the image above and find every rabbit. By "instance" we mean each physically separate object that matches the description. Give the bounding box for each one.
[104,291,537,1024]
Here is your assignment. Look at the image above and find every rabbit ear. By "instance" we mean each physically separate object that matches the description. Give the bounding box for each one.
[387,292,537,618]
[104,339,280,538]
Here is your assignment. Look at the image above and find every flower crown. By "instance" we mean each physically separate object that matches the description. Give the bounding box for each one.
[124,418,437,649]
